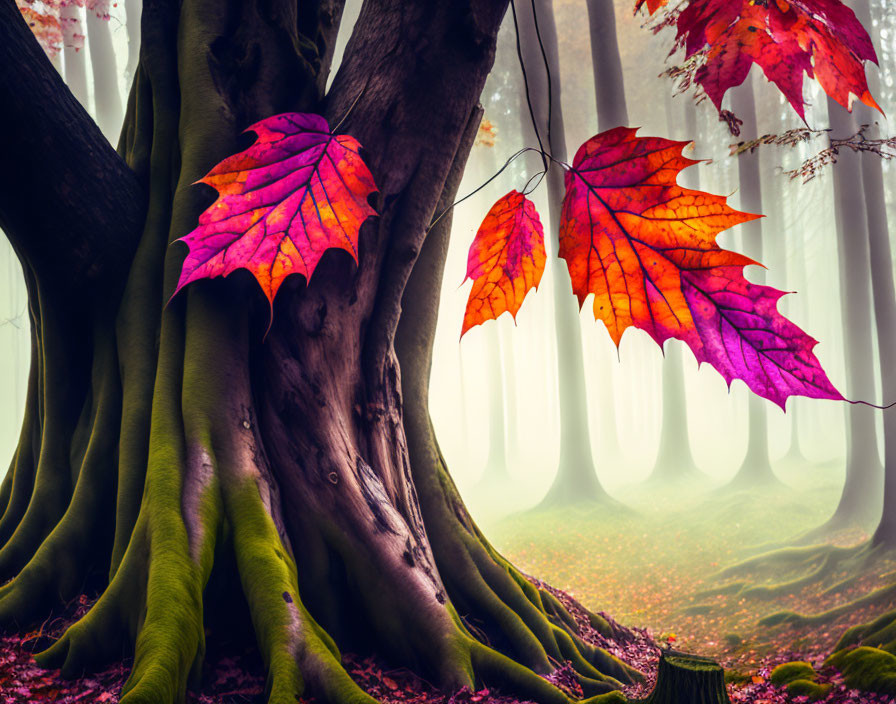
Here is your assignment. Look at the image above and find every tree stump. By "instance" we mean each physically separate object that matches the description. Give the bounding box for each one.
[645,650,731,704]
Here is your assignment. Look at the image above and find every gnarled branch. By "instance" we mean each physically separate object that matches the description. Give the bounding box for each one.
[0,0,145,291]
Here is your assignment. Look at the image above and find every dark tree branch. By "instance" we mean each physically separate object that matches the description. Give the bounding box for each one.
[0,0,146,291]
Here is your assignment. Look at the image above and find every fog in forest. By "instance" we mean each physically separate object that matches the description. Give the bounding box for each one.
[2,0,895,527]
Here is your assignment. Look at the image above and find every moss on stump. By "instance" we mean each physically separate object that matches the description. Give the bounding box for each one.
[645,651,730,704]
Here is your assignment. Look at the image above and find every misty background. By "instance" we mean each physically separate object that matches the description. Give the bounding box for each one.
[2,0,895,522]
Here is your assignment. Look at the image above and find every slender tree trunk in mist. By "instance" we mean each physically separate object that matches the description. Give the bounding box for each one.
[61,5,89,109]
[501,325,520,464]
[762,104,809,465]
[826,96,884,528]
[516,0,612,506]
[649,96,702,483]
[587,0,626,130]
[854,0,896,545]
[787,205,815,460]
[726,79,777,488]
[456,344,472,467]
[480,324,511,486]
[472,146,511,487]
[584,0,627,467]
[86,10,124,140]
[771,216,809,466]
[125,0,142,84]
[862,128,896,544]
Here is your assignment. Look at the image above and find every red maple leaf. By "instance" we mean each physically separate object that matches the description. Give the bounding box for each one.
[174,113,377,309]
[559,126,842,408]
[461,190,546,335]
[638,0,880,119]
[634,0,668,13]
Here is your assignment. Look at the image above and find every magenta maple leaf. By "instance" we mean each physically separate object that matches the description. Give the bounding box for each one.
[174,112,377,306]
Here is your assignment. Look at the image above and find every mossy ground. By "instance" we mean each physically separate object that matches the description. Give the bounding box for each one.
[476,459,896,688]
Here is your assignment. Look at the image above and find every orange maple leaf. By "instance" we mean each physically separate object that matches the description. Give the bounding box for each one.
[462,190,546,335]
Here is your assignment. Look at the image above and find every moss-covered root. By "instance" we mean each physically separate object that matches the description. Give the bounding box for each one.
[711,543,859,583]
[34,434,221,702]
[34,524,148,676]
[705,541,892,604]
[767,663,830,702]
[759,582,896,629]
[470,642,618,703]
[35,296,222,704]
[0,320,120,628]
[410,437,640,691]
[769,661,816,685]
[826,647,896,696]
[836,608,896,654]
[644,651,730,704]
[221,471,375,704]
[785,679,832,701]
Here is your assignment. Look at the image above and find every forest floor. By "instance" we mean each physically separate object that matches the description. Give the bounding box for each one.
[3,458,896,703]
[481,457,896,702]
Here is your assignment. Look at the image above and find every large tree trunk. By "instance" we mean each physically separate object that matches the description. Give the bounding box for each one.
[0,2,640,703]
[824,96,884,529]
[723,79,778,489]
[516,0,614,507]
